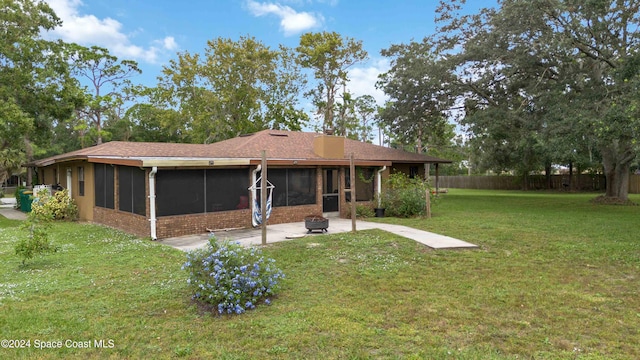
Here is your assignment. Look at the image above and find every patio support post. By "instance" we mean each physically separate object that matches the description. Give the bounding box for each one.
[261,151,267,245]
[350,153,356,233]
[435,163,440,194]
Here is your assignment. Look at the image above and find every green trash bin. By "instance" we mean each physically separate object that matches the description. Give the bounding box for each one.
[20,190,33,213]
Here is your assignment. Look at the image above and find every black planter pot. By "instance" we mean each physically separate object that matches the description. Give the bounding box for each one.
[374,208,385,217]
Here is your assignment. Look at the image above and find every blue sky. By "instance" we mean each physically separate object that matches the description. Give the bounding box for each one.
[44,0,488,107]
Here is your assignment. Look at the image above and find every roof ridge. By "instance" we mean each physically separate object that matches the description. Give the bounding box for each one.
[232,130,265,152]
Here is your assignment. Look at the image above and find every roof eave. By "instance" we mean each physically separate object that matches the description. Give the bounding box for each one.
[248,159,393,167]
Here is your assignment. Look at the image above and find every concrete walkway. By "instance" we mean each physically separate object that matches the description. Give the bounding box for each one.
[158,217,478,251]
[0,206,27,221]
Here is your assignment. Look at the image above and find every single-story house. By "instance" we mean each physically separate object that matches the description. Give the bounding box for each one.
[27,130,451,239]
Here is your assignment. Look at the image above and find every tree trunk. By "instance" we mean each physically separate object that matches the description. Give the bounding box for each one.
[603,162,631,199]
[25,137,33,186]
[568,161,573,191]
[545,163,552,190]
[96,112,103,145]
[601,143,634,201]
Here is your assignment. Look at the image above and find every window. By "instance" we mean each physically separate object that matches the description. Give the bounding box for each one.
[94,164,114,209]
[118,166,146,216]
[345,167,375,202]
[267,168,316,207]
[155,169,250,217]
[78,166,85,196]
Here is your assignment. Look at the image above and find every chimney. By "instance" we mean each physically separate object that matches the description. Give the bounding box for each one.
[313,135,345,159]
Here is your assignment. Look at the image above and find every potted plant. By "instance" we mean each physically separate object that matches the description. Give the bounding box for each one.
[373,193,386,218]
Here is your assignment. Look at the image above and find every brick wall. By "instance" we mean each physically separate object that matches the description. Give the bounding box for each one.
[269,204,323,223]
[94,207,150,238]
[156,209,251,238]
[88,165,325,239]
[154,204,322,239]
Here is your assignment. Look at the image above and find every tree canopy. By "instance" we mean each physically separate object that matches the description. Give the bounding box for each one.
[148,36,308,144]
[296,31,368,134]
[428,0,640,199]
[378,39,455,154]
[6,0,640,202]
[70,45,141,146]
[0,0,81,184]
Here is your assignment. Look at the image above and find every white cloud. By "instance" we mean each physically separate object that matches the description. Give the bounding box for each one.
[246,1,323,36]
[43,0,177,63]
[316,0,339,6]
[346,58,390,106]
[162,36,178,51]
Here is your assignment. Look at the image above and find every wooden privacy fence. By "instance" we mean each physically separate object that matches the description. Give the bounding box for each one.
[436,174,637,192]
[629,174,640,194]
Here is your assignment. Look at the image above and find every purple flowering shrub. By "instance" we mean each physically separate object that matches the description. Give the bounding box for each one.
[182,235,285,315]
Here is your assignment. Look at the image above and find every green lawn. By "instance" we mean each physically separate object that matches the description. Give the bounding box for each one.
[1,190,639,359]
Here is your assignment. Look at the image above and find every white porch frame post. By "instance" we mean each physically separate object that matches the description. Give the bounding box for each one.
[376,166,386,208]
[149,167,158,240]
[66,168,72,198]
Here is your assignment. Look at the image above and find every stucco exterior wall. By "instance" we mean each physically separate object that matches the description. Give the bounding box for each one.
[39,161,94,221]
[75,162,94,221]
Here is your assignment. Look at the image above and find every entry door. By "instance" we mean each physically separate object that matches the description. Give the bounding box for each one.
[322,168,339,212]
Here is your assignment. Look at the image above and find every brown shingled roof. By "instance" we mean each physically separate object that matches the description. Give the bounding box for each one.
[206,130,451,163]
[31,130,451,167]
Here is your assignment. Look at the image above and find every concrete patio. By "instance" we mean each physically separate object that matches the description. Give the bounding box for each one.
[0,205,478,251]
[158,217,478,251]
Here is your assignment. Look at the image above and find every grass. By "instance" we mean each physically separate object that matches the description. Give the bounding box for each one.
[0,189,639,359]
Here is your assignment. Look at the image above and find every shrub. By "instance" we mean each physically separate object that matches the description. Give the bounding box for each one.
[356,204,375,218]
[15,217,54,264]
[31,190,78,221]
[182,236,285,315]
[381,172,432,218]
[14,190,75,264]
[15,202,54,265]
[345,203,375,218]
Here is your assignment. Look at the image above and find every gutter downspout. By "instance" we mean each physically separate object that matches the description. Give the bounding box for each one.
[376,166,387,207]
[149,166,158,240]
